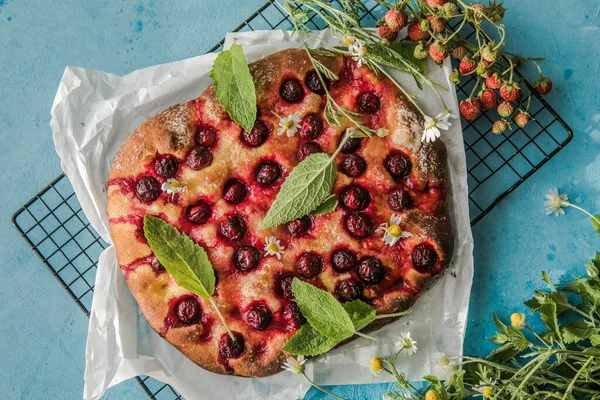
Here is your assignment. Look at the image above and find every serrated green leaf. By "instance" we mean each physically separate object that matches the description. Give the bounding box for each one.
[524,297,541,310]
[586,252,600,278]
[561,320,596,344]
[261,153,336,228]
[365,42,427,76]
[283,323,338,356]
[591,214,600,235]
[292,278,355,341]
[342,300,376,330]
[542,271,556,291]
[310,195,338,216]
[493,313,508,334]
[143,216,215,298]
[490,333,508,344]
[210,44,256,132]
[590,334,600,347]
[489,342,523,363]
[539,299,562,340]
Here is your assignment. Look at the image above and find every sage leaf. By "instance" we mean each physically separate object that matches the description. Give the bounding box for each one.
[143,216,215,298]
[283,324,338,356]
[342,300,376,330]
[311,195,338,216]
[261,153,336,229]
[210,44,256,132]
[292,278,355,341]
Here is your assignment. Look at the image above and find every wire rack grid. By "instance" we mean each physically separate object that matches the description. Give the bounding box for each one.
[12,0,572,398]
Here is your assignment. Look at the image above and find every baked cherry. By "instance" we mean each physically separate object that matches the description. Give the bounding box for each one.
[336,279,363,302]
[345,213,373,239]
[218,332,245,359]
[223,179,248,204]
[357,257,385,284]
[186,146,213,170]
[151,257,165,271]
[297,142,322,161]
[341,154,367,177]
[340,131,362,154]
[246,304,272,331]
[187,201,212,225]
[295,252,323,278]
[241,120,270,147]
[412,243,439,273]
[339,185,371,211]
[385,152,412,180]
[357,91,380,114]
[135,176,161,202]
[255,161,281,186]
[220,216,247,242]
[305,70,329,95]
[277,275,296,300]
[175,297,202,324]
[299,114,323,140]
[388,188,413,211]
[331,248,357,272]
[234,245,261,271]
[196,125,217,148]
[286,216,312,236]
[280,78,304,103]
[282,301,306,328]
[155,156,180,179]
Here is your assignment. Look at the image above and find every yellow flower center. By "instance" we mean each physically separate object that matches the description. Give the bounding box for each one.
[439,355,451,367]
[482,387,493,398]
[267,242,279,253]
[425,390,440,400]
[342,34,355,45]
[370,357,384,373]
[388,224,402,238]
[510,313,525,328]
[284,120,295,130]
[402,338,413,348]
[553,197,564,208]
[170,181,182,188]
[358,46,367,57]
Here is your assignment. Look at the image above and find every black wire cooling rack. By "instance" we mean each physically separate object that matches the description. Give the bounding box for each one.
[12,0,573,399]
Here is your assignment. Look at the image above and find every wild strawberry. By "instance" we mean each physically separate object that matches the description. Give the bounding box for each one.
[414,43,429,60]
[485,73,503,89]
[472,3,486,21]
[476,60,493,78]
[429,42,448,62]
[500,82,522,101]
[426,0,447,7]
[426,15,446,33]
[492,119,510,135]
[459,98,481,121]
[451,45,466,60]
[443,2,458,16]
[407,22,430,41]
[385,9,408,32]
[479,89,498,110]
[534,76,553,95]
[481,45,498,63]
[514,112,530,128]
[378,25,398,41]
[459,57,476,75]
[497,101,515,118]
[449,68,460,83]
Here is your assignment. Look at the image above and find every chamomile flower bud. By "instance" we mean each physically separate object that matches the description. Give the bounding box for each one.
[370,357,384,374]
[510,312,526,329]
[425,390,440,400]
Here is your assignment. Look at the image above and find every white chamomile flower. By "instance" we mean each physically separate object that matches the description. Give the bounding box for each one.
[473,380,496,398]
[341,33,356,45]
[349,41,367,68]
[264,236,285,260]
[161,179,187,199]
[376,214,413,246]
[435,351,458,375]
[395,331,418,355]
[544,187,569,216]
[282,355,306,375]
[421,111,456,143]
[277,114,301,137]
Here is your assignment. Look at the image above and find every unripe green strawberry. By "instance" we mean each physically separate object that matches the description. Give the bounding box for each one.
[482,45,498,63]
[497,101,515,118]
[449,69,460,83]
[492,119,510,134]
[414,43,429,59]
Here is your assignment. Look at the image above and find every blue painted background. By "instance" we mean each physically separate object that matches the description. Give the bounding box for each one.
[1,0,599,399]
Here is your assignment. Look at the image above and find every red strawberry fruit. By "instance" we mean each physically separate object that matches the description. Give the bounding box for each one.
[479,89,498,110]
[492,120,509,135]
[426,15,446,33]
[429,43,448,61]
[385,9,408,32]
[534,76,553,95]
[459,98,481,121]
[514,112,530,128]
[497,101,515,118]
[378,24,398,41]
[459,57,476,75]
[426,0,447,7]
[407,22,430,41]
[499,82,522,101]
[485,73,503,89]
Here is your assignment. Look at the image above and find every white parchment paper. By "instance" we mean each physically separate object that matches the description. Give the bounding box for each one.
[50,29,473,400]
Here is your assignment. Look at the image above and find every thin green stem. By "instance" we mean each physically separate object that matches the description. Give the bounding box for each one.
[562,357,594,400]
[354,331,377,340]
[509,353,552,400]
[209,298,235,341]
[301,372,347,400]
[566,202,600,226]
[374,309,412,319]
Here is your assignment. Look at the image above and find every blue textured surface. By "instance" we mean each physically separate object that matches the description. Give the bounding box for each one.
[1,1,599,399]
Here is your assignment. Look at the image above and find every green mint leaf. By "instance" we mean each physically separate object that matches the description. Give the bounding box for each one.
[143,216,215,298]
[342,300,376,330]
[261,153,336,229]
[292,278,355,341]
[283,324,339,356]
[209,44,256,132]
[311,195,338,216]
[592,214,600,235]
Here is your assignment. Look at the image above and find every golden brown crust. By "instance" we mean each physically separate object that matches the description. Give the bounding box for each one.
[108,48,454,378]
